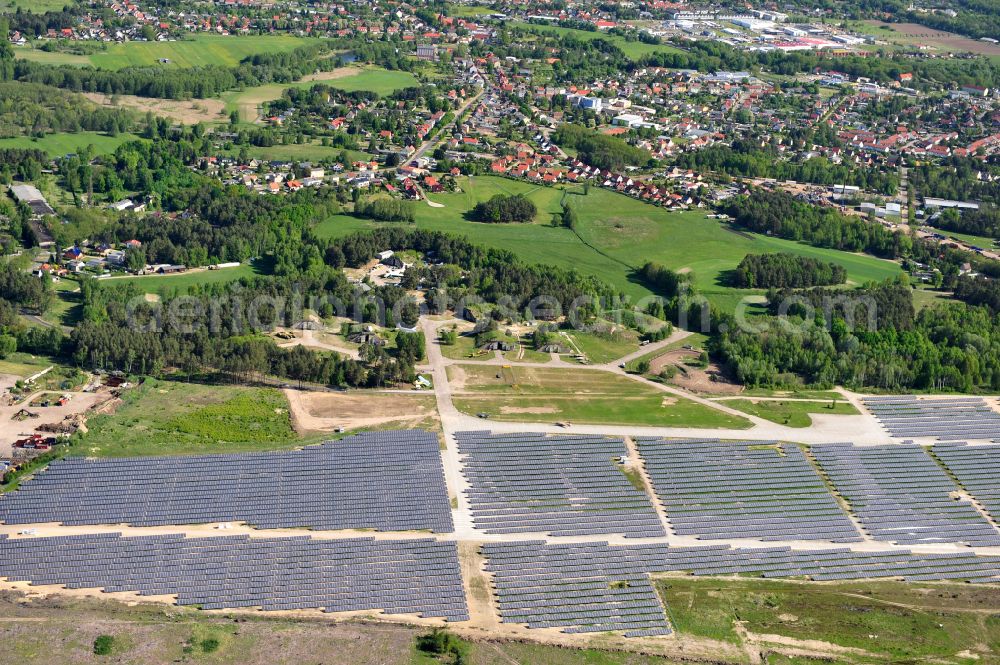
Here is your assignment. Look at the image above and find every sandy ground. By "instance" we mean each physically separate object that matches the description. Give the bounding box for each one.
[651,350,743,396]
[0,387,110,457]
[283,388,438,434]
[82,92,228,125]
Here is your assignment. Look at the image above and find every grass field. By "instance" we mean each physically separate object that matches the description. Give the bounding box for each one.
[720,398,859,427]
[324,67,420,94]
[316,176,904,314]
[0,131,141,157]
[658,577,1000,662]
[449,363,751,428]
[0,353,53,378]
[0,0,67,11]
[76,379,308,457]
[15,35,322,70]
[564,330,638,364]
[107,262,264,295]
[513,22,685,60]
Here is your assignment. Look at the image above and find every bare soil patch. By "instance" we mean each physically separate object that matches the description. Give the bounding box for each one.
[82,93,227,124]
[870,21,1000,55]
[283,389,438,434]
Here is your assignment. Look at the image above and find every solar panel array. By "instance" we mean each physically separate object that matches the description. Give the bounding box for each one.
[483,541,672,636]
[483,540,1000,636]
[812,443,1000,547]
[864,396,1000,440]
[635,438,860,542]
[455,432,664,538]
[0,431,453,533]
[0,533,469,621]
[935,443,1000,523]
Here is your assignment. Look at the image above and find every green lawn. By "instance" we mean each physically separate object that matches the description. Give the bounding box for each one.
[323,67,420,95]
[658,577,1000,662]
[106,262,264,295]
[15,35,322,70]
[564,329,638,364]
[449,363,751,428]
[317,176,904,316]
[719,398,859,427]
[0,131,141,157]
[75,379,308,457]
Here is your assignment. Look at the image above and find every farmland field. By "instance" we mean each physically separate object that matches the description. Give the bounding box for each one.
[76,379,310,457]
[316,176,904,313]
[852,20,1000,56]
[0,131,142,157]
[15,35,322,70]
[448,363,751,428]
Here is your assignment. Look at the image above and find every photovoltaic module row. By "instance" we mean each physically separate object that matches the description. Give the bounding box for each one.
[0,430,453,533]
[934,443,1000,524]
[0,533,469,621]
[636,438,861,542]
[863,396,1000,440]
[811,443,1000,547]
[455,432,664,538]
[483,540,1000,637]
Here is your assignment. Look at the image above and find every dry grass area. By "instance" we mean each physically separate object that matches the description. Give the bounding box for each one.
[283,388,439,435]
[869,21,1000,55]
[82,93,228,125]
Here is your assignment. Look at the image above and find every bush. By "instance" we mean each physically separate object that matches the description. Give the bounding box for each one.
[93,635,115,656]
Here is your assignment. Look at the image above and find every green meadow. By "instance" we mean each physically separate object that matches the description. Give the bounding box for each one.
[316,176,904,314]
[0,131,142,157]
[15,35,321,70]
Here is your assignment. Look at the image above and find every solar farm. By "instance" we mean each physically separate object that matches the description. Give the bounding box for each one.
[0,430,453,533]
[863,396,1000,440]
[0,533,469,620]
[2,427,1000,646]
[636,438,861,542]
[455,431,665,538]
[811,443,1000,547]
[483,540,1000,635]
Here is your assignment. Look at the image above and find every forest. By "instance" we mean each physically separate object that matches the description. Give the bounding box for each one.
[735,253,847,289]
[714,279,1000,392]
[673,143,899,195]
[552,123,650,171]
